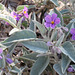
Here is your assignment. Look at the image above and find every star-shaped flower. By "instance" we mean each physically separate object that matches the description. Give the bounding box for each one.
[44,13,60,29]
[23,6,29,18]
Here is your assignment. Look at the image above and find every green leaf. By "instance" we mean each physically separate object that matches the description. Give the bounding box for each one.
[54,8,64,25]
[22,21,28,28]
[53,63,67,75]
[0,3,5,10]
[17,5,35,12]
[50,0,59,6]
[61,54,71,74]
[30,56,50,75]
[2,29,36,44]
[11,66,21,74]
[9,28,20,35]
[1,42,13,47]
[8,42,17,54]
[63,15,71,19]
[53,63,63,75]
[0,54,5,68]
[29,12,36,31]
[22,41,48,53]
[70,18,75,23]
[59,41,75,63]
[19,52,39,61]
[0,14,16,28]
[17,17,23,29]
[60,9,70,14]
[32,20,47,38]
[65,22,74,39]
[55,34,64,46]
[22,47,30,55]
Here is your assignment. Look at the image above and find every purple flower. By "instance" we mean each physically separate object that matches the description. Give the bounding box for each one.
[6,58,13,64]
[0,49,13,64]
[0,56,2,59]
[23,6,29,18]
[18,14,23,17]
[11,11,20,21]
[44,13,60,29]
[6,54,10,58]
[5,22,10,26]
[0,48,3,54]
[70,28,75,40]
[51,46,62,54]
[67,66,75,72]
[47,42,53,46]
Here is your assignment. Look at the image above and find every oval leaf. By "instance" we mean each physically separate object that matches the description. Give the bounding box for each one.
[30,56,50,75]
[61,54,71,74]
[17,5,35,12]
[59,41,75,63]
[2,29,36,44]
[22,41,48,53]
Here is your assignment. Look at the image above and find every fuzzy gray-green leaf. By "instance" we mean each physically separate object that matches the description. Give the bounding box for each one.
[50,0,59,6]
[59,41,75,63]
[2,29,36,44]
[19,52,39,61]
[61,54,71,74]
[22,41,48,53]
[30,56,50,75]
[32,20,47,38]
[55,34,64,46]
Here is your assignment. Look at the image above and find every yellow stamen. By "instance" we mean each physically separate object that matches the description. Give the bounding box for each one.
[51,21,54,24]
[24,11,26,14]
[14,16,16,18]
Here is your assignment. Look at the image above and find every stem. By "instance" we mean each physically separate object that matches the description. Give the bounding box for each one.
[50,29,56,42]
[48,27,50,39]
[53,69,56,75]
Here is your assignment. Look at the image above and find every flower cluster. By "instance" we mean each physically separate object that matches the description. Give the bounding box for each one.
[44,13,60,29]
[67,66,75,72]
[70,28,75,40]
[47,42,62,54]
[0,48,13,64]
[6,6,29,25]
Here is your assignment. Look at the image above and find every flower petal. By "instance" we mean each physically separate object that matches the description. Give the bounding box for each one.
[70,28,75,35]
[55,18,61,24]
[45,15,51,23]
[67,66,75,72]
[72,34,75,40]
[24,13,29,18]
[0,56,2,59]
[0,48,3,54]
[47,42,53,46]
[6,58,13,64]
[44,22,50,28]
[50,24,56,29]
[24,6,28,11]
[51,13,57,20]
[5,22,10,26]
